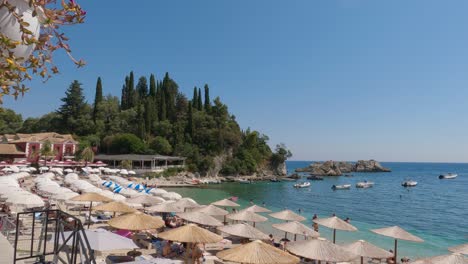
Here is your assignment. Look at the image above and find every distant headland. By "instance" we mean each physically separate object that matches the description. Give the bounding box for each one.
[295,160,391,176]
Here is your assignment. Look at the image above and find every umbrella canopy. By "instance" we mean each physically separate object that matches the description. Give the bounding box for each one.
[147,201,184,213]
[92,201,137,214]
[243,204,272,213]
[192,205,229,216]
[107,212,165,231]
[176,212,223,227]
[270,210,306,222]
[157,223,223,243]
[217,240,299,264]
[51,192,79,201]
[211,198,240,207]
[227,210,268,223]
[126,195,165,206]
[371,226,423,263]
[313,216,357,243]
[217,223,269,240]
[286,237,358,262]
[450,244,468,255]
[342,240,393,264]
[60,229,137,251]
[272,221,320,240]
[6,194,45,208]
[173,197,200,210]
[411,253,468,264]
[70,192,112,203]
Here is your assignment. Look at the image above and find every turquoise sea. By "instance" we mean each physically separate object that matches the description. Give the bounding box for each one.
[169,161,468,259]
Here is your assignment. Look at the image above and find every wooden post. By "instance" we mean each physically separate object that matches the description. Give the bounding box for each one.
[87,201,93,229]
[333,229,336,243]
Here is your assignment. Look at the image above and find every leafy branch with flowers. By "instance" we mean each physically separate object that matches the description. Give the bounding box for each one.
[0,0,85,102]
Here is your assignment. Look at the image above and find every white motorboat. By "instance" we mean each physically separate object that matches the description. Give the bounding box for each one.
[356,181,374,188]
[439,173,457,179]
[401,180,418,187]
[294,182,311,188]
[332,184,351,190]
[238,179,251,184]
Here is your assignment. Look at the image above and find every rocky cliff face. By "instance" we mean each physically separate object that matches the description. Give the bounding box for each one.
[296,160,390,176]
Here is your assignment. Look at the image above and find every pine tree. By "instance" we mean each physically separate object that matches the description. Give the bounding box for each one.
[149,74,156,98]
[136,76,148,100]
[57,80,87,133]
[93,77,103,122]
[197,88,203,111]
[192,87,198,110]
[187,101,194,138]
[204,84,211,112]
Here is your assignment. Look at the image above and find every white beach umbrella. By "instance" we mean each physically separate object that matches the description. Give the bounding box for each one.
[120,169,129,175]
[128,170,136,175]
[60,229,138,251]
[64,168,73,173]
[150,188,168,196]
[51,192,79,201]
[126,195,165,206]
[162,192,182,201]
[6,194,45,208]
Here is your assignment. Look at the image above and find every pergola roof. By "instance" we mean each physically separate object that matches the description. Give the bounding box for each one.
[94,154,186,162]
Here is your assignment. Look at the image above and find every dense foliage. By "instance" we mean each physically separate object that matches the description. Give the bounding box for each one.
[0,72,291,175]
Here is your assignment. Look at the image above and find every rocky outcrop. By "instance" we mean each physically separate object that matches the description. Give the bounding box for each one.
[296,160,390,176]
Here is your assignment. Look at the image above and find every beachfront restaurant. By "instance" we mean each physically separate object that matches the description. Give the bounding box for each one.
[94,154,186,172]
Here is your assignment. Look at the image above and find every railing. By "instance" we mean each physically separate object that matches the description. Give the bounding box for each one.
[0,214,16,240]
[13,209,96,264]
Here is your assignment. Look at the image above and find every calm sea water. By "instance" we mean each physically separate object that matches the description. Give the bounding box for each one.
[169,161,468,258]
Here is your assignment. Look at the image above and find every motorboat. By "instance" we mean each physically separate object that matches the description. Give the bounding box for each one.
[294,182,311,188]
[238,179,251,184]
[270,178,281,182]
[401,180,418,187]
[331,184,351,190]
[439,173,457,179]
[307,175,324,181]
[356,181,374,188]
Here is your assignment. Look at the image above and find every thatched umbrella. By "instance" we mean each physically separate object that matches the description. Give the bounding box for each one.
[371,226,424,263]
[286,237,358,264]
[126,195,165,207]
[227,210,268,227]
[157,223,223,243]
[269,210,305,222]
[450,244,468,255]
[192,205,229,216]
[71,192,112,228]
[272,221,319,241]
[107,212,165,231]
[211,198,240,207]
[313,216,357,243]
[411,253,468,264]
[243,204,272,213]
[173,198,200,211]
[176,212,223,227]
[217,223,269,240]
[342,239,393,264]
[217,240,299,264]
[147,201,184,213]
[92,201,137,216]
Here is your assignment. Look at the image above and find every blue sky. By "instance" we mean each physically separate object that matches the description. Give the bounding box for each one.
[5,0,468,162]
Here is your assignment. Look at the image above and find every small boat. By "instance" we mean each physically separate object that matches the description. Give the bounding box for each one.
[307,175,324,181]
[439,173,457,179]
[238,179,251,184]
[270,178,281,182]
[401,180,418,187]
[356,181,374,188]
[332,184,351,190]
[294,182,311,188]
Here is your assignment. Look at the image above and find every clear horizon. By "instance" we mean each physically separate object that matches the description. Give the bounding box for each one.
[4,1,468,162]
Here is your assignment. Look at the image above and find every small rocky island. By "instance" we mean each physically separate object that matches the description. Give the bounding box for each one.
[295,160,391,176]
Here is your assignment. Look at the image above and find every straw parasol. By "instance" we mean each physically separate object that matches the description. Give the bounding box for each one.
[176,212,223,227]
[313,216,357,243]
[71,192,112,228]
[92,201,137,215]
[371,226,424,263]
[107,212,165,231]
[211,198,240,207]
[410,253,468,264]
[342,239,393,264]
[147,201,184,213]
[173,198,200,211]
[217,240,300,264]
[217,223,269,240]
[286,237,358,263]
[226,210,268,227]
[243,204,272,213]
[126,195,165,207]
[272,221,320,241]
[157,223,223,243]
[270,210,306,222]
[192,205,229,216]
[450,244,468,255]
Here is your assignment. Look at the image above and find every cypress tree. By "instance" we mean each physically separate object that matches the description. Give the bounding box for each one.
[93,77,103,122]
[160,90,167,121]
[120,84,127,110]
[204,84,211,112]
[144,98,154,135]
[187,101,194,138]
[127,71,135,108]
[137,103,146,139]
[192,87,198,110]
[149,74,156,98]
[136,76,148,100]
[197,88,202,111]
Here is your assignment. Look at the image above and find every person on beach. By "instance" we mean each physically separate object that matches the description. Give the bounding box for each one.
[162,241,177,258]
[387,250,395,264]
[345,217,350,223]
[191,243,204,264]
[312,214,319,232]
[269,234,280,247]
[249,199,254,205]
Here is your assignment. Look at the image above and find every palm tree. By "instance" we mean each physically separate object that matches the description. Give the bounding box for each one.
[81,147,94,167]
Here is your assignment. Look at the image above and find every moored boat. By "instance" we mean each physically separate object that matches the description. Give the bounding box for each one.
[307,175,324,181]
[238,179,251,184]
[294,182,311,188]
[401,180,418,187]
[356,181,374,188]
[439,173,457,179]
[270,178,281,182]
[332,184,351,190]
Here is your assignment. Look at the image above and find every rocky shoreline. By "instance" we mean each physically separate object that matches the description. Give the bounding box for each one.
[295,160,391,176]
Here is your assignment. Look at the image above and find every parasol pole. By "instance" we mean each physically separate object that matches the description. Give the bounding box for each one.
[87,201,93,229]
[333,229,336,243]
[394,239,398,264]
